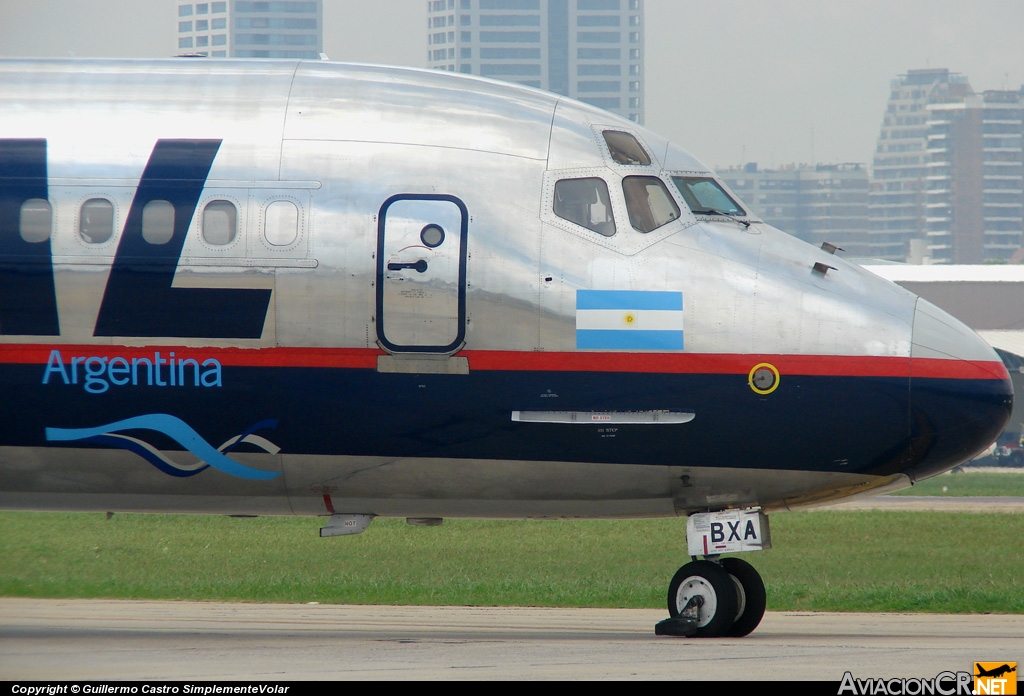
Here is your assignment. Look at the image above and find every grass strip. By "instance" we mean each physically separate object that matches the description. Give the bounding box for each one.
[889,471,1024,497]
[0,510,1020,613]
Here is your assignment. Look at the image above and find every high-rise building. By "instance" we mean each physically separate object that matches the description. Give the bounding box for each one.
[721,162,870,256]
[176,1,322,59]
[427,0,644,124]
[868,69,973,261]
[924,90,1024,264]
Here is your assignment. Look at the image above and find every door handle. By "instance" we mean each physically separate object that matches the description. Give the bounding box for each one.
[387,260,428,273]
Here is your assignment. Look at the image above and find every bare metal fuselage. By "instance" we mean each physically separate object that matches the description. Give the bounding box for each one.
[0,59,1012,519]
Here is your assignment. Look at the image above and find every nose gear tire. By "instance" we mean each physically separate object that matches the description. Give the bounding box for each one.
[721,556,767,637]
[667,560,739,638]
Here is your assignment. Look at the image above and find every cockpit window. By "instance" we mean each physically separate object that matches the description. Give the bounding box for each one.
[670,176,746,217]
[602,130,651,166]
[554,177,616,237]
[622,176,680,233]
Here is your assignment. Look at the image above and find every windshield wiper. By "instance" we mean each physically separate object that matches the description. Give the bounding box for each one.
[691,208,751,227]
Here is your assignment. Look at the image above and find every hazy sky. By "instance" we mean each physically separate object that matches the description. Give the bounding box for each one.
[2,0,1023,170]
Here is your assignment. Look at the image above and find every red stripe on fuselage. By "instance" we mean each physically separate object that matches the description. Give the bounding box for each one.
[465,350,1009,381]
[0,344,1007,381]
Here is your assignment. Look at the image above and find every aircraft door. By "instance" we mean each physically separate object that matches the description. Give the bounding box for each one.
[376,194,468,353]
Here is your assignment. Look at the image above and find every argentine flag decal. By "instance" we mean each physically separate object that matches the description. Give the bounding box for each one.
[576,290,684,350]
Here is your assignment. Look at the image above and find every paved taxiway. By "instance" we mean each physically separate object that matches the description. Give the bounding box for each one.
[1,599,1021,681]
[832,495,1024,512]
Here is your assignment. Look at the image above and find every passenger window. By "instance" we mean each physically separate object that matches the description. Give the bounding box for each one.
[671,176,746,217]
[19,198,52,243]
[603,130,651,166]
[142,200,175,245]
[79,198,114,244]
[553,178,616,237]
[202,200,237,245]
[265,200,298,246]
[621,176,680,233]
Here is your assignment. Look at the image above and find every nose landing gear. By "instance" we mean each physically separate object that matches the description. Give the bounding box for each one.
[656,557,767,638]
[656,509,769,637]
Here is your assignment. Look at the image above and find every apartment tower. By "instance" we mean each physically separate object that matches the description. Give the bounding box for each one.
[426,0,644,124]
[868,69,973,261]
[924,90,1024,263]
[176,1,323,59]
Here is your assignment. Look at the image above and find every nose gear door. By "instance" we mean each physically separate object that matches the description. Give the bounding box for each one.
[376,194,468,353]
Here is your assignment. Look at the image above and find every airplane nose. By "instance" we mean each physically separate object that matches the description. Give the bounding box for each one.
[907,299,1013,480]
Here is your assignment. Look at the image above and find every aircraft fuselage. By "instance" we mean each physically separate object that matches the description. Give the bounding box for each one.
[0,59,1012,521]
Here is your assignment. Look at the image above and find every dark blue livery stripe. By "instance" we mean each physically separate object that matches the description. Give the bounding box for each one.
[0,138,59,336]
[93,139,272,339]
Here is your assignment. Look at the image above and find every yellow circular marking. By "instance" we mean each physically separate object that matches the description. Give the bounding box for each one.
[748,362,780,395]
[624,313,636,325]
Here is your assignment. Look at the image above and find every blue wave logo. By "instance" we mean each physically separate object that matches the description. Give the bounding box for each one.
[46,414,282,481]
